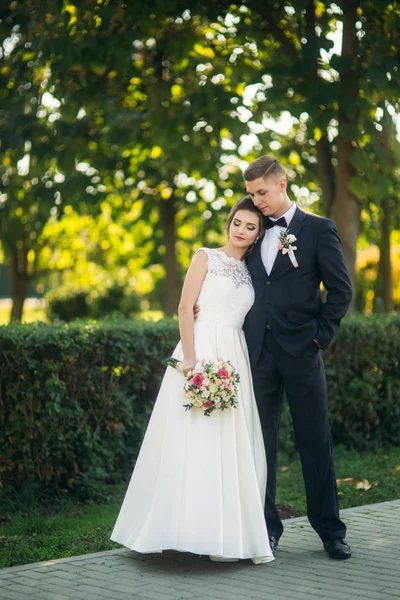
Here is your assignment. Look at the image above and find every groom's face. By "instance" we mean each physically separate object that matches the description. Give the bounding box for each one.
[245,175,286,218]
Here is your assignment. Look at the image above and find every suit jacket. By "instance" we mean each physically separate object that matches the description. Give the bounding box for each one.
[243,206,352,364]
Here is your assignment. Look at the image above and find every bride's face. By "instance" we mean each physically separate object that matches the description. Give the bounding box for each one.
[229,209,260,249]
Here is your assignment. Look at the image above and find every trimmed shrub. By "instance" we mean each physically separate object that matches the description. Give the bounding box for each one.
[325,315,400,448]
[279,314,400,454]
[0,318,179,504]
[47,286,141,322]
[0,315,399,505]
[48,292,90,321]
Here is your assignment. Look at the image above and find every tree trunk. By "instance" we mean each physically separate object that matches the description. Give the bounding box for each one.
[373,196,393,313]
[373,111,394,313]
[304,2,335,216]
[331,0,361,314]
[316,136,335,217]
[159,195,181,316]
[10,244,30,321]
[332,137,361,314]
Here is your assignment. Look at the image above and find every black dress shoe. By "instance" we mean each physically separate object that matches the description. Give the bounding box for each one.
[269,536,279,554]
[324,538,351,559]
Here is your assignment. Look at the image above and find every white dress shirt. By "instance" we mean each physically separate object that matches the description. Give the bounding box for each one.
[261,202,297,275]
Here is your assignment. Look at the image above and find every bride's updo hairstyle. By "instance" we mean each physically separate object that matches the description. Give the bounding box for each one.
[225,194,264,236]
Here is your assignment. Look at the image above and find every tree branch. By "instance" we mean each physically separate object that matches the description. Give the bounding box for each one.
[305,0,319,79]
[245,0,300,62]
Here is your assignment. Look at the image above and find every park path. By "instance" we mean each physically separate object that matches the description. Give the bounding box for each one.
[0,500,399,600]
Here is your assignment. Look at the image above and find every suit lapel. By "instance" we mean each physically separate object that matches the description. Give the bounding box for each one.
[246,239,265,278]
[269,206,307,279]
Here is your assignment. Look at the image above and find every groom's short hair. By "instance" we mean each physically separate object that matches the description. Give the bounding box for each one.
[244,156,286,181]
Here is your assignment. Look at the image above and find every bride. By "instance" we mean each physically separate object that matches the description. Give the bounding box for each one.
[110,195,274,564]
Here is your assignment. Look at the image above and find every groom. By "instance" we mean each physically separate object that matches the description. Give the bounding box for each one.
[243,156,352,559]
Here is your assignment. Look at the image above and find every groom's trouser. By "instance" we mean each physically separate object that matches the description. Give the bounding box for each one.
[252,328,346,542]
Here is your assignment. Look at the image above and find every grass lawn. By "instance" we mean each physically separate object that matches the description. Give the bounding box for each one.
[276,445,400,515]
[1,446,399,569]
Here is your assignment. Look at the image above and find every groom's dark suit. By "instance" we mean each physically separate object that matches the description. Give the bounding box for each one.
[244,205,352,543]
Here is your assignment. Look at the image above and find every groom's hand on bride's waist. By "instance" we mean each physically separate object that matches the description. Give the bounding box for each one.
[193,304,200,319]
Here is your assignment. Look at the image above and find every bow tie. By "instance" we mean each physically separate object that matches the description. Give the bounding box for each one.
[264,216,287,229]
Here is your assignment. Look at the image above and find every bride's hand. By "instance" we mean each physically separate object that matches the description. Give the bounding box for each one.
[181,358,196,377]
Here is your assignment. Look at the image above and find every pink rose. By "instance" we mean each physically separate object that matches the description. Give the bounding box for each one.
[202,377,210,387]
[192,373,204,386]
[217,369,229,378]
[203,400,213,409]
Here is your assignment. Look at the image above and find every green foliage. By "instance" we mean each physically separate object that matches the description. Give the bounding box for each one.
[279,315,400,454]
[90,286,141,319]
[1,316,399,510]
[0,318,179,504]
[326,315,400,448]
[47,285,141,321]
[48,292,89,321]
[1,1,400,318]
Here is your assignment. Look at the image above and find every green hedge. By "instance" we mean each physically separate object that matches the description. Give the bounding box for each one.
[47,285,141,322]
[324,315,400,448]
[279,314,400,454]
[0,319,179,505]
[0,316,399,505]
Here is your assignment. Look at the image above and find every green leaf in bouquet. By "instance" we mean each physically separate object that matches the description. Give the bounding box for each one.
[164,356,181,370]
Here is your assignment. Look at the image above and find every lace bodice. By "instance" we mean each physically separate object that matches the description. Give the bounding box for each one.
[194,248,255,328]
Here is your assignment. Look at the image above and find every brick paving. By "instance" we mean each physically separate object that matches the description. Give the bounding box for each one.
[0,500,399,600]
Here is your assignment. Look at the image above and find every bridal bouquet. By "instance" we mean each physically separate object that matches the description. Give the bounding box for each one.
[166,357,240,417]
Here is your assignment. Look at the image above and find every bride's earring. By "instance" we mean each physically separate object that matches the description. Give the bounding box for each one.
[254,237,259,244]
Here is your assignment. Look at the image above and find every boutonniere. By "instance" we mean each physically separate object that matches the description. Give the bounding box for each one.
[277,231,299,268]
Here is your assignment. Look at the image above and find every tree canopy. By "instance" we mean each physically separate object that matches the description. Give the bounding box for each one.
[1,1,399,318]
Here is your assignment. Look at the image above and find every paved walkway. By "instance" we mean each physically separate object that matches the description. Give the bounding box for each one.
[1,500,399,600]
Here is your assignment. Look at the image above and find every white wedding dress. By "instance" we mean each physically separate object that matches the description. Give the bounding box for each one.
[110,248,274,562]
